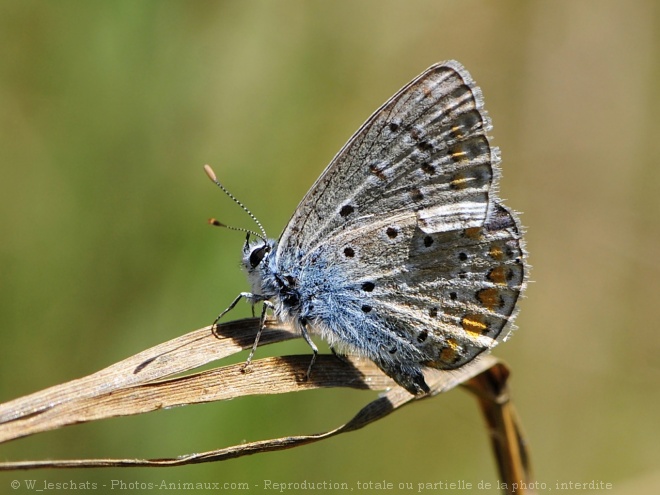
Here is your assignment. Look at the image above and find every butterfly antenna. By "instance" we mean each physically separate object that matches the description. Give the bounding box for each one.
[204,164,268,242]
[207,218,264,242]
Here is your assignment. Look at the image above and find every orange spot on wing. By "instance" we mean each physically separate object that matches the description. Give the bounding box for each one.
[440,338,459,362]
[462,314,488,337]
[450,172,469,189]
[464,227,482,240]
[477,288,502,311]
[489,244,505,260]
[450,125,465,139]
[488,266,508,284]
[449,143,469,162]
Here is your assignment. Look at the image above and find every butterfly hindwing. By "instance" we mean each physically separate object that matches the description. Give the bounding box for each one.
[279,198,524,393]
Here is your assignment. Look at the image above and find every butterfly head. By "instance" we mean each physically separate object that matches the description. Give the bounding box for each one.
[242,237,277,295]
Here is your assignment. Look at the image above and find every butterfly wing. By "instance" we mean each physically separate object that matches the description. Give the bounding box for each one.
[275,61,527,394]
[287,201,525,393]
[278,60,497,258]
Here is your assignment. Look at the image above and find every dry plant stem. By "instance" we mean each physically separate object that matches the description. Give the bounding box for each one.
[465,365,536,495]
[0,317,533,494]
[0,319,326,442]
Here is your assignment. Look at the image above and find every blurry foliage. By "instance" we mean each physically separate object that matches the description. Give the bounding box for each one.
[0,0,659,492]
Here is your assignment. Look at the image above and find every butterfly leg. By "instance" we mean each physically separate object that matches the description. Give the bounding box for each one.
[242,300,273,371]
[212,292,261,337]
[299,318,318,381]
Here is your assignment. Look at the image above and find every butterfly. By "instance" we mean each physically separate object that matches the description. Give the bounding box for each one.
[206,61,527,395]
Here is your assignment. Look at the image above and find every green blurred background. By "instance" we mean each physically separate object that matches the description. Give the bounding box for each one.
[1,0,658,493]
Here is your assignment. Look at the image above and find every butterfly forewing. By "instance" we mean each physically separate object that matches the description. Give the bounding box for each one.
[277,61,498,260]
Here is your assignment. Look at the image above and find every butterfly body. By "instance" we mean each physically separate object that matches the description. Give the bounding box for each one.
[226,61,527,395]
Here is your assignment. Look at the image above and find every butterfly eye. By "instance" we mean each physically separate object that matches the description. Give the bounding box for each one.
[249,245,269,268]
